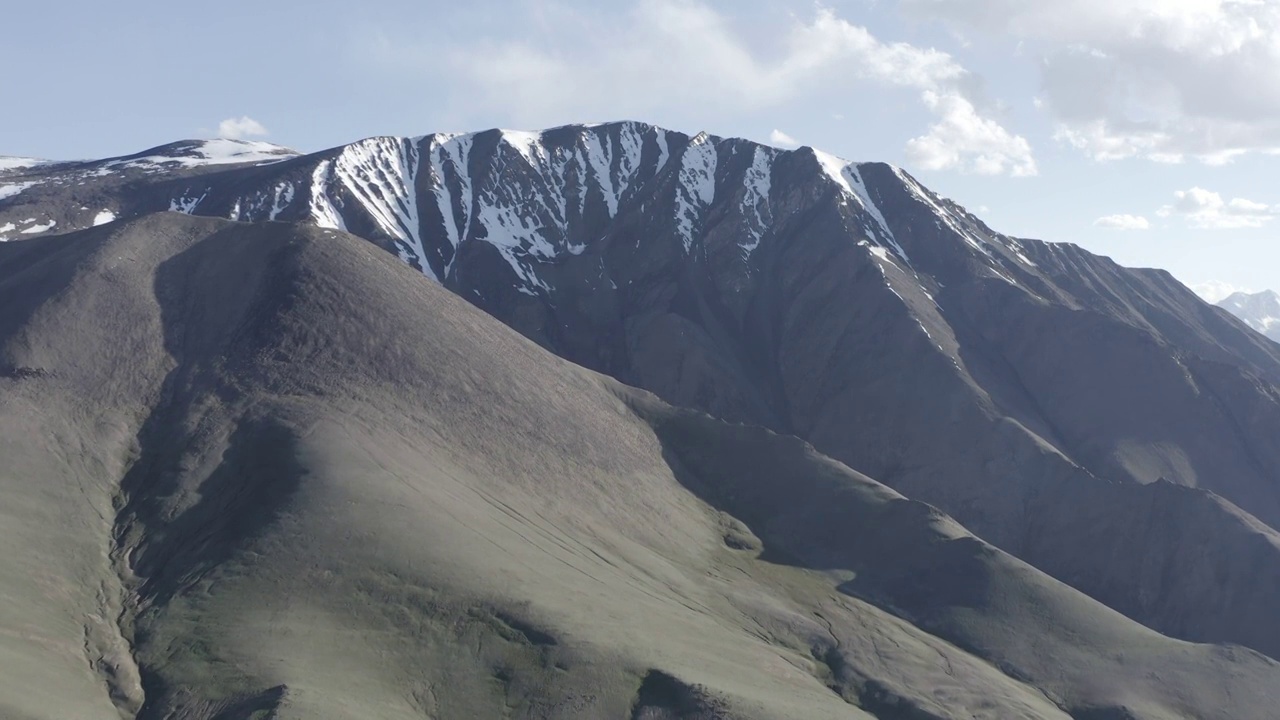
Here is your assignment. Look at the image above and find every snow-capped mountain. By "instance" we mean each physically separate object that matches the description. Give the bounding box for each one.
[8,121,1280,671]
[0,122,1026,293]
[1219,289,1280,342]
[0,138,298,239]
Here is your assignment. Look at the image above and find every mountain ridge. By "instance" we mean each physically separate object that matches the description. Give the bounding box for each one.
[0,121,1022,277]
[7,120,1280,668]
[4,212,1280,718]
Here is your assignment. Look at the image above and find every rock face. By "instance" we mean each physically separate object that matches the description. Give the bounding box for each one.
[1219,289,1280,342]
[6,123,1280,716]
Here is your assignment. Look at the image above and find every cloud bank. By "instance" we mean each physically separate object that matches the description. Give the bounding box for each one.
[905,0,1280,163]
[373,1,1036,176]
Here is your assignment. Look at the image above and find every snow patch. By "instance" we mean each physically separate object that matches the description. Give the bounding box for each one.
[615,124,645,202]
[0,157,49,172]
[739,146,773,257]
[427,133,475,275]
[501,130,545,166]
[169,189,208,214]
[448,133,563,288]
[813,149,854,195]
[655,129,671,172]
[0,182,37,200]
[92,210,116,226]
[675,133,718,252]
[584,133,619,217]
[846,164,908,263]
[421,124,659,290]
[268,182,295,221]
[308,160,346,231]
[812,149,906,263]
[187,138,296,166]
[20,219,56,234]
[327,138,429,278]
[104,139,297,174]
[576,123,655,219]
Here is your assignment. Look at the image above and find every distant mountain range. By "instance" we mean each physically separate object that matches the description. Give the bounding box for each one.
[1219,289,1280,342]
[5,123,1280,719]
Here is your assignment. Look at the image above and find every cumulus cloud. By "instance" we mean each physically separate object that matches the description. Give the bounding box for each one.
[1193,280,1251,303]
[379,1,1034,176]
[1157,187,1279,229]
[769,129,800,149]
[217,116,268,140]
[1094,213,1150,230]
[906,91,1037,175]
[903,0,1280,163]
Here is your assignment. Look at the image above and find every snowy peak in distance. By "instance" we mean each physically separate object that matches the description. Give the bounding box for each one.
[0,139,299,178]
[1219,290,1280,342]
[104,138,301,169]
[0,156,52,174]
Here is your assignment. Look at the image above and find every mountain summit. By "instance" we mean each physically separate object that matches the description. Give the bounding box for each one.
[0,121,1018,289]
[1219,289,1280,342]
[5,122,1280,718]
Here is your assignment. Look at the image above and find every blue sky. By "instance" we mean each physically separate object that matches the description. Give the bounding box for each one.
[6,0,1279,297]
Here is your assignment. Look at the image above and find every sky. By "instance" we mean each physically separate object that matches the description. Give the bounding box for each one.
[4,0,1279,299]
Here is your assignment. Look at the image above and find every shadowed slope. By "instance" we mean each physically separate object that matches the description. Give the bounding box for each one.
[2,213,1279,718]
[10,128,1280,661]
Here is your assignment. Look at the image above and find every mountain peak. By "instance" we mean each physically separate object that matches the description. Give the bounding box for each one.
[114,138,300,168]
[0,120,1024,292]
[1219,289,1280,341]
[1224,288,1280,302]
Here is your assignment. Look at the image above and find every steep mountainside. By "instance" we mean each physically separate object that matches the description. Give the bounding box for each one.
[6,122,1280,665]
[3,213,1280,719]
[1219,290,1280,342]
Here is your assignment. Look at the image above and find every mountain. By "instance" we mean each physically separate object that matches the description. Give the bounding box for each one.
[1219,290,1280,342]
[4,213,1280,720]
[6,123,1280,716]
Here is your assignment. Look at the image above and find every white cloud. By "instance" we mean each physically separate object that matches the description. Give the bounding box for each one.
[1094,213,1150,230]
[1193,280,1251,303]
[217,116,268,140]
[445,4,959,106]
[906,91,1037,175]
[1158,186,1279,229]
[769,129,800,149]
[379,1,1034,176]
[419,4,968,117]
[904,0,1280,163]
